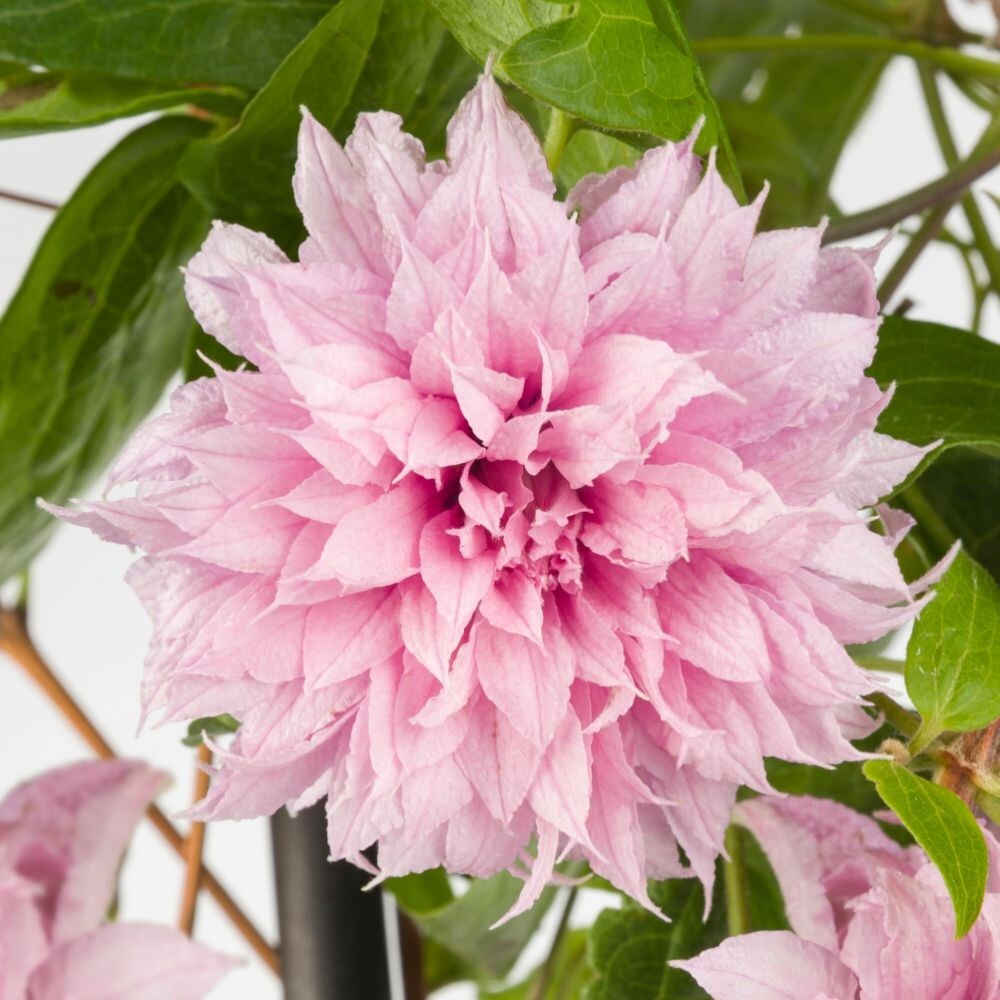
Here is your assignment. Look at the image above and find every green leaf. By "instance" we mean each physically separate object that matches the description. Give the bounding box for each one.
[0,116,210,582]
[869,316,1000,460]
[0,0,327,89]
[404,31,481,160]
[426,0,565,64]
[585,843,786,1000]
[678,0,891,227]
[0,66,243,138]
[864,759,988,937]
[556,128,638,191]
[906,550,1000,749]
[182,713,240,747]
[388,869,555,981]
[765,726,915,847]
[485,928,592,999]
[584,905,671,1000]
[764,760,886,815]
[498,0,743,196]
[180,0,451,242]
[915,449,1000,582]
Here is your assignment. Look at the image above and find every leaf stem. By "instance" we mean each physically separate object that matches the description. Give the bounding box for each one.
[867,691,921,737]
[532,886,578,1000]
[691,35,1000,81]
[878,201,951,304]
[723,825,750,938]
[0,608,280,974]
[0,187,59,212]
[178,742,212,936]
[901,482,957,557]
[824,138,1000,244]
[542,108,573,177]
[918,65,1000,295]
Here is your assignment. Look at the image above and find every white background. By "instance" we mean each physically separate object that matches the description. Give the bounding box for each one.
[1,6,997,997]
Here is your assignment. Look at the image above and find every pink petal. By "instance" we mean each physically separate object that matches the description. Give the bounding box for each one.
[27,923,236,1000]
[674,931,859,1000]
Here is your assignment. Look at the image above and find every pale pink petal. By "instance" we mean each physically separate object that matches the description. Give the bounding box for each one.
[674,931,859,1000]
[27,923,236,1000]
[293,109,386,275]
[314,478,438,588]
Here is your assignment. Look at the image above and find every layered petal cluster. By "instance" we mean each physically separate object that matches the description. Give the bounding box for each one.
[0,760,234,999]
[676,795,1000,998]
[50,74,935,912]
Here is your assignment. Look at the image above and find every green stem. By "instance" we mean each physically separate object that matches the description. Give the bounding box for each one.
[532,887,577,1000]
[919,65,1000,295]
[14,568,29,624]
[825,138,1000,243]
[878,201,951,304]
[816,0,912,29]
[901,483,956,556]
[867,691,921,737]
[543,109,572,177]
[691,34,1000,81]
[723,825,750,938]
[977,791,1000,826]
[909,718,941,756]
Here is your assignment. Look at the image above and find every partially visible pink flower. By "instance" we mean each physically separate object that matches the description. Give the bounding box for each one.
[674,795,1000,999]
[0,760,234,999]
[48,73,937,915]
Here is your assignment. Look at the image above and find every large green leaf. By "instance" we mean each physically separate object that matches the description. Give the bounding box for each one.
[387,869,555,982]
[869,316,1000,457]
[679,0,893,226]
[403,31,480,160]
[584,905,671,1000]
[180,0,451,241]
[0,0,327,89]
[916,449,1000,581]
[428,0,741,194]
[498,0,742,194]
[0,66,243,138]
[864,760,988,938]
[0,116,210,581]
[907,551,1000,749]
[425,0,564,63]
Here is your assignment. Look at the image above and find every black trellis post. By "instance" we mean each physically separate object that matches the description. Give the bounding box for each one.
[271,804,394,1000]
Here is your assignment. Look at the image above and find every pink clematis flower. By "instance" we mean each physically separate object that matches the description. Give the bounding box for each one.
[674,795,1000,998]
[0,760,235,999]
[48,73,937,914]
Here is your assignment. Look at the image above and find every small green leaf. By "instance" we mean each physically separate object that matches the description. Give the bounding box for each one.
[387,870,555,981]
[864,759,988,937]
[869,317,1000,461]
[907,550,1000,748]
[498,0,743,195]
[0,67,243,138]
[0,116,210,582]
[0,0,327,90]
[182,713,241,747]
